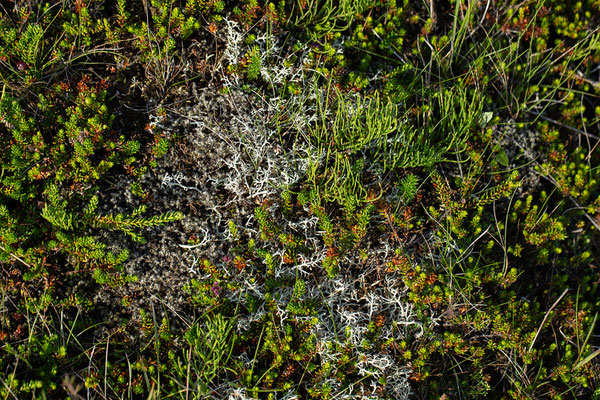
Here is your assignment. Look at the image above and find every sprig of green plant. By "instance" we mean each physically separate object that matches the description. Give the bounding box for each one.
[174,313,237,395]
[286,0,370,41]
[93,204,183,244]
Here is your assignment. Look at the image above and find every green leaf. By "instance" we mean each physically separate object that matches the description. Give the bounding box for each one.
[478,111,494,127]
[494,144,509,167]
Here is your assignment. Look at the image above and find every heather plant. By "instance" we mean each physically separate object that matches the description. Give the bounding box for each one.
[0,0,239,290]
[0,81,182,285]
[389,125,598,398]
[123,0,224,95]
[393,183,596,398]
[0,3,191,397]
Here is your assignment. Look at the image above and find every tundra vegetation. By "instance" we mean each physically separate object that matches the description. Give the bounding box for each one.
[0,0,599,399]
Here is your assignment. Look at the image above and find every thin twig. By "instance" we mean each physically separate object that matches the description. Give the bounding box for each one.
[528,288,569,353]
[527,111,600,141]
[575,70,600,89]
[0,244,33,268]
[0,376,20,400]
